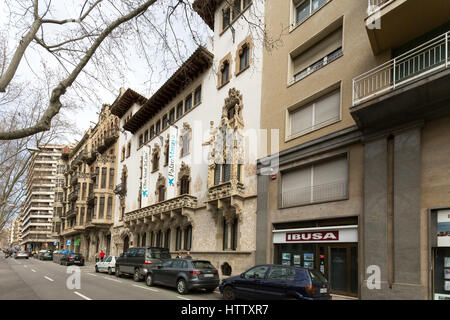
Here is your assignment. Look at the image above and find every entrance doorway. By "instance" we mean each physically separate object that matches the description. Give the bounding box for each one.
[318,244,358,297]
[106,235,111,256]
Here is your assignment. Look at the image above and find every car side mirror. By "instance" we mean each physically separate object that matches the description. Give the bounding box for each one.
[120,253,124,257]
[240,273,245,278]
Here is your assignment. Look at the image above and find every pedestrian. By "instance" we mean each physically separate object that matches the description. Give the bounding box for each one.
[185,251,192,260]
[176,251,182,259]
[95,251,99,262]
[100,250,105,262]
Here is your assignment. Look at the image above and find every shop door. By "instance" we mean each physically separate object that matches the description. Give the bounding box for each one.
[318,244,358,297]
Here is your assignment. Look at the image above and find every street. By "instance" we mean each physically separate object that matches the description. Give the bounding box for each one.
[0,253,222,300]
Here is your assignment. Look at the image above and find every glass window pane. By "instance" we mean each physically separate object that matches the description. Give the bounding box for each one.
[296,0,310,25]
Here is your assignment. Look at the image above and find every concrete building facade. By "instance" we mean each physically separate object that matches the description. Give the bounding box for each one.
[257,0,450,300]
[21,145,64,251]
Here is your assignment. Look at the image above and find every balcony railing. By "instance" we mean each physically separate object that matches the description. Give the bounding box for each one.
[353,31,450,105]
[70,173,78,186]
[367,0,392,14]
[68,190,79,202]
[282,180,348,208]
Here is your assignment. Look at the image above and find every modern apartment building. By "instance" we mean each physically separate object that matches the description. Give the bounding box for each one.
[110,0,265,276]
[58,104,120,260]
[21,145,64,251]
[257,0,450,300]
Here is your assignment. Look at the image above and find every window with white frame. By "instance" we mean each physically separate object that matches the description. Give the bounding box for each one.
[293,0,328,27]
[181,131,191,157]
[281,155,348,207]
[288,88,340,138]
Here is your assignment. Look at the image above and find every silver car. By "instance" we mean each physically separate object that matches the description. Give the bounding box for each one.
[95,256,117,275]
[14,251,29,259]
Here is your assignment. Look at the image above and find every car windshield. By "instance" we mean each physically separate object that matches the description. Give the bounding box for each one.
[309,270,328,283]
[148,248,170,259]
[192,261,216,269]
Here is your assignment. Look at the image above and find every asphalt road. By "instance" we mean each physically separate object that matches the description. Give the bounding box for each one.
[0,252,222,300]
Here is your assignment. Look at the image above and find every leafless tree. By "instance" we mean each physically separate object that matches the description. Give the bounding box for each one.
[0,0,275,141]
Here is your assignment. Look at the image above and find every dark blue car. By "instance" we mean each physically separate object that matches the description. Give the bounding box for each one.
[219,264,331,300]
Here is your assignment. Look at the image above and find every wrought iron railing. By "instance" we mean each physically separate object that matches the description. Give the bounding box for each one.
[353,31,450,105]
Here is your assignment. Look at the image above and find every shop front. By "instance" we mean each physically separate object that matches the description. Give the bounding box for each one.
[273,225,359,297]
[432,209,450,300]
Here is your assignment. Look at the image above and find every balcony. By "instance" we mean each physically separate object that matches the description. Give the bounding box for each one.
[97,128,119,154]
[66,208,76,218]
[351,31,450,131]
[87,192,95,206]
[68,190,79,202]
[70,173,78,186]
[366,0,450,54]
[84,151,97,165]
[123,195,198,228]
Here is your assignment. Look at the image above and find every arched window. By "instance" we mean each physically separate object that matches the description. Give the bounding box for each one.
[180,176,190,195]
[158,185,165,202]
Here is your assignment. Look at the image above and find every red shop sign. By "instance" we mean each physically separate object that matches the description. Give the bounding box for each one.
[286,231,339,242]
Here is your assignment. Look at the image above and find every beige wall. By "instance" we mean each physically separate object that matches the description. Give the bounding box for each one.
[261,0,389,155]
[420,115,450,297]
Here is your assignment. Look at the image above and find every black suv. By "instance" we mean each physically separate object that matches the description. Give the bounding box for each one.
[115,247,171,281]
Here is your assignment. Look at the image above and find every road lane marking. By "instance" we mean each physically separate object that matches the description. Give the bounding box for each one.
[132,284,159,292]
[44,276,54,282]
[103,276,122,283]
[74,291,92,300]
[31,269,36,273]
[177,296,191,300]
[24,265,28,268]
[87,273,99,277]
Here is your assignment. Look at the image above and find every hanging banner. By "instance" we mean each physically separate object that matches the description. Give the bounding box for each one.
[142,146,150,207]
[167,125,178,199]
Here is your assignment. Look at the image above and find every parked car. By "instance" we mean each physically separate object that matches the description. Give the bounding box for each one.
[145,259,220,295]
[39,251,53,261]
[95,256,117,275]
[14,251,29,259]
[219,264,331,300]
[115,247,171,281]
[59,252,85,266]
[53,250,73,264]
[37,250,50,260]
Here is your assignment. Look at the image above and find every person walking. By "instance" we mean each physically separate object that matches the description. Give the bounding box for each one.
[185,251,192,260]
[100,250,105,262]
[175,251,183,259]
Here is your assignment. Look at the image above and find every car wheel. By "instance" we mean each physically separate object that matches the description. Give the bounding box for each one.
[133,269,141,282]
[145,273,154,287]
[223,286,236,300]
[115,267,121,278]
[108,268,112,275]
[177,279,188,295]
[95,266,99,273]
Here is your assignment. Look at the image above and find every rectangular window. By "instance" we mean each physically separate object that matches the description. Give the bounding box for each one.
[194,86,202,105]
[99,197,105,219]
[93,197,97,219]
[294,0,327,26]
[101,167,107,189]
[150,126,155,139]
[223,220,229,250]
[222,7,231,30]
[162,114,168,129]
[281,155,348,207]
[292,27,342,83]
[107,197,112,219]
[176,227,182,251]
[214,165,221,185]
[222,164,231,182]
[184,225,192,251]
[155,121,161,135]
[181,133,190,157]
[139,134,143,147]
[231,218,238,250]
[185,94,192,113]
[221,62,230,85]
[169,108,175,124]
[164,229,171,249]
[289,89,340,138]
[126,142,131,158]
[95,167,100,188]
[176,102,183,119]
[231,0,241,20]
[239,45,250,71]
[109,168,114,189]
[144,130,148,143]
[82,183,86,200]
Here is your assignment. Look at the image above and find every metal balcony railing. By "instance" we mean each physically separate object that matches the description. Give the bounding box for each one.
[282,180,348,208]
[353,31,450,106]
[367,0,392,15]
